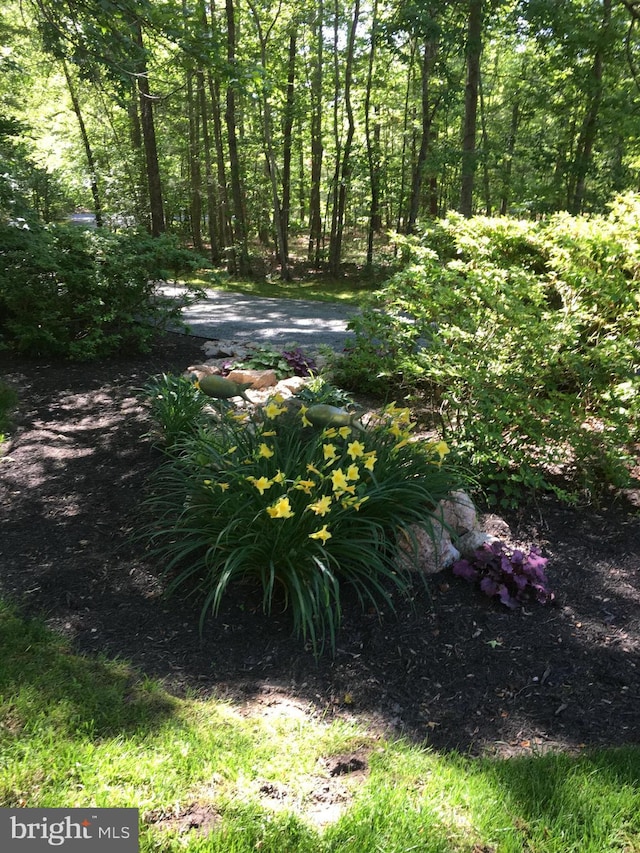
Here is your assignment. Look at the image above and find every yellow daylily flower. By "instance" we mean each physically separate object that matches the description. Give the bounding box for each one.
[323,443,337,462]
[258,443,275,459]
[218,482,230,491]
[346,463,360,481]
[273,470,286,484]
[330,468,349,492]
[433,440,450,460]
[309,525,332,544]
[322,427,338,438]
[261,430,277,437]
[294,478,316,494]
[299,405,312,427]
[363,451,377,472]
[307,495,332,516]
[388,422,403,438]
[264,401,286,419]
[338,426,352,439]
[246,475,273,495]
[306,462,321,476]
[347,439,365,459]
[266,496,295,519]
[203,479,212,486]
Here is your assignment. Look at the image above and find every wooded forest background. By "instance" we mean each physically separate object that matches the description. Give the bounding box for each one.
[2,0,640,277]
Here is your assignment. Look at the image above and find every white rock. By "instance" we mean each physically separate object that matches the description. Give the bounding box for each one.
[398,521,461,575]
[436,490,478,535]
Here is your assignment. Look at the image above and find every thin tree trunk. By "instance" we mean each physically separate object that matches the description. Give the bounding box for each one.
[459,0,483,218]
[407,36,438,233]
[186,70,203,250]
[224,0,250,274]
[134,21,165,236]
[328,0,360,276]
[500,100,520,215]
[307,1,324,263]
[246,0,290,280]
[478,70,491,215]
[281,28,297,259]
[197,68,220,262]
[571,0,612,213]
[61,60,103,227]
[396,39,417,233]
[364,0,380,269]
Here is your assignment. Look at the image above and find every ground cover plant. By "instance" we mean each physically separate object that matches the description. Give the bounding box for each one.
[333,194,640,506]
[142,377,460,653]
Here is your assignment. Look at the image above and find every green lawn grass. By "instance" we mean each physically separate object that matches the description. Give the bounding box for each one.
[185,269,381,306]
[1,602,638,852]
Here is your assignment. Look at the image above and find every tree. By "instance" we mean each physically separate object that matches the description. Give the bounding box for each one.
[459,0,483,217]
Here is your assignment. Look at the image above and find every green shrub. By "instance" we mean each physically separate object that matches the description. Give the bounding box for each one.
[335,199,640,504]
[0,223,207,359]
[142,382,461,653]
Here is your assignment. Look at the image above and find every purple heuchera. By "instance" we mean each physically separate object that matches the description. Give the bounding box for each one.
[281,348,317,377]
[453,540,553,609]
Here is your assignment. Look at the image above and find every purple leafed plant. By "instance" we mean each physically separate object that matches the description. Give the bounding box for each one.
[452,540,553,609]
[281,348,317,377]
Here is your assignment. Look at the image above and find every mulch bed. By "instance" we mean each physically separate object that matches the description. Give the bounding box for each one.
[1,331,639,756]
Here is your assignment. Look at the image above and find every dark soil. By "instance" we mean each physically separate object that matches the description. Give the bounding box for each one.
[1,331,639,757]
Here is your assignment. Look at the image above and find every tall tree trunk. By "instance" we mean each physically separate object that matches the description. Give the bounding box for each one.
[127,82,149,226]
[396,39,417,233]
[571,0,612,213]
[197,68,220,262]
[478,71,491,215]
[134,21,165,236]
[61,60,103,227]
[364,0,380,269]
[282,28,297,259]
[407,36,438,233]
[499,99,520,215]
[308,0,324,265]
[328,0,360,276]
[186,70,203,251]
[224,0,250,274]
[459,0,483,218]
[246,0,290,280]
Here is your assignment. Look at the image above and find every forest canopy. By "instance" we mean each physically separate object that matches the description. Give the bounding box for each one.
[1,0,639,275]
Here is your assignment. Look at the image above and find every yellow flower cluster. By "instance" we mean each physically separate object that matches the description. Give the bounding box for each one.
[203,394,450,549]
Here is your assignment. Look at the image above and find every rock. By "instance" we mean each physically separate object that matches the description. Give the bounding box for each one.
[398,521,461,575]
[202,340,251,359]
[277,376,307,394]
[480,513,512,540]
[437,490,478,535]
[457,529,499,558]
[226,368,277,389]
[184,363,222,379]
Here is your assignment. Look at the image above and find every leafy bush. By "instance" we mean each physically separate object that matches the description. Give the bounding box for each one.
[144,373,211,448]
[0,223,207,359]
[142,382,461,653]
[335,199,640,504]
[452,541,553,609]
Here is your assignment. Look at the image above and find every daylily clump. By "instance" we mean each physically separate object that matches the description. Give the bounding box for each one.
[143,381,460,654]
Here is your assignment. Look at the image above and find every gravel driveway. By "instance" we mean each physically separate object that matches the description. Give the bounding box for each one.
[157,284,361,351]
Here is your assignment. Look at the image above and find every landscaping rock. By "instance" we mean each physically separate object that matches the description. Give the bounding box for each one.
[397,521,461,575]
[437,490,478,535]
[226,368,277,389]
